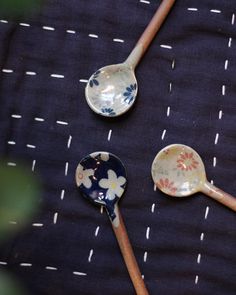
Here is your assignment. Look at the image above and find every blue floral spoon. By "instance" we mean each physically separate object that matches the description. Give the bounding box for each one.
[76,152,149,295]
[85,0,176,117]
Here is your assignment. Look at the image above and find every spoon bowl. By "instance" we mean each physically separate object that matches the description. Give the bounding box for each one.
[151,144,206,197]
[151,144,236,212]
[76,151,127,223]
[85,64,137,117]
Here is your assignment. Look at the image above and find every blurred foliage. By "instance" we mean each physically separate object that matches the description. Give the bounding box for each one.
[0,0,42,16]
[0,165,40,242]
[0,163,40,294]
[0,270,26,295]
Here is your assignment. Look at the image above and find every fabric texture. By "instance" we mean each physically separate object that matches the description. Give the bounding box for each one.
[0,0,236,294]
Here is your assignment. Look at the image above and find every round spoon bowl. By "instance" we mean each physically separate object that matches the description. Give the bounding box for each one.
[151,144,206,197]
[85,64,137,117]
[76,151,127,220]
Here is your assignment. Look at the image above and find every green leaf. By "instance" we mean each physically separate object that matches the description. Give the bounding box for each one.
[0,0,42,16]
[0,270,27,295]
[0,164,40,241]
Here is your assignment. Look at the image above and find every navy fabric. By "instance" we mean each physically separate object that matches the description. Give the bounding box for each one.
[0,0,236,294]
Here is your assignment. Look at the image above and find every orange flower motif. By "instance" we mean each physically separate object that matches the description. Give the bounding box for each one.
[156,178,177,194]
[177,152,199,171]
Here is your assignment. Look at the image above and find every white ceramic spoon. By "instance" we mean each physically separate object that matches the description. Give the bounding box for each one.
[85,0,176,117]
[151,144,236,211]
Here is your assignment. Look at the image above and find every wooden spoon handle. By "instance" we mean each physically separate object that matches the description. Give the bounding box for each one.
[111,207,149,295]
[125,0,176,68]
[137,0,176,53]
[202,181,236,211]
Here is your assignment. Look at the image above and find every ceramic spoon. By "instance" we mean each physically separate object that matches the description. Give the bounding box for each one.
[151,144,236,211]
[85,0,176,117]
[76,151,149,295]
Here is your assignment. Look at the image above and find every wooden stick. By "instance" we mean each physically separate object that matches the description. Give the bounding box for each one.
[111,207,149,295]
[202,181,236,211]
[137,0,176,53]
[125,0,176,68]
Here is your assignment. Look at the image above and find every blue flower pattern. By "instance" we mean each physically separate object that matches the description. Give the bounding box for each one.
[101,108,116,116]
[89,70,100,87]
[77,152,127,223]
[123,83,137,104]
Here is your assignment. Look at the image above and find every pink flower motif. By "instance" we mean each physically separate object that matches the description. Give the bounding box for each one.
[177,152,199,171]
[156,178,177,195]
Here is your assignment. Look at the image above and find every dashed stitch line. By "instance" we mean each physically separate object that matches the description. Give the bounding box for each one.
[32,223,43,227]
[45,266,57,270]
[88,249,94,262]
[214,133,219,145]
[56,120,68,125]
[232,13,235,25]
[204,206,210,220]
[11,114,22,119]
[94,226,100,237]
[20,263,32,267]
[0,261,87,276]
[151,203,155,213]
[218,110,223,119]
[143,251,148,262]
[66,30,76,34]
[222,85,226,96]
[53,212,58,224]
[42,26,55,31]
[8,141,16,145]
[200,233,204,241]
[140,0,150,4]
[35,117,44,122]
[0,261,7,265]
[107,129,112,141]
[25,71,37,75]
[65,162,69,176]
[161,129,166,140]
[167,106,171,117]
[19,23,30,27]
[2,69,13,73]
[146,227,150,240]
[195,275,199,285]
[160,44,172,49]
[197,253,201,264]
[50,74,65,79]
[187,8,198,11]
[0,20,8,23]
[210,9,221,14]
[32,160,36,172]
[213,157,217,167]
[73,271,87,276]
[224,60,229,70]
[60,189,65,200]
[27,144,36,149]
[228,37,232,48]
[88,34,98,38]
[67,135,72,148]
[7,162,16,166]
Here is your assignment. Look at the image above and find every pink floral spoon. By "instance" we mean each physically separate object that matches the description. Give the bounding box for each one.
[151,144,236,211]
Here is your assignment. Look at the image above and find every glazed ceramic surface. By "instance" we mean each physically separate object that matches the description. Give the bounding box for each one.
[85,64,137,117]
[76,151,127,224]
[151,144,206,197]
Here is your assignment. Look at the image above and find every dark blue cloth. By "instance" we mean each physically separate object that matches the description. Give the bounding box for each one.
[0,0,236,294]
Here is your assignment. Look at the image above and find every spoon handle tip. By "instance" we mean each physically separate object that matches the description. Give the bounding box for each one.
[111,207,149,295]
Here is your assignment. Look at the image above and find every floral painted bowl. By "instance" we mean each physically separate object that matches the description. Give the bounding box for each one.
[151,144,206,197]
[76,152,127,222]
[85,64,138,117]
